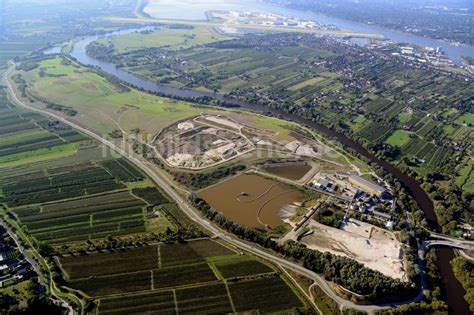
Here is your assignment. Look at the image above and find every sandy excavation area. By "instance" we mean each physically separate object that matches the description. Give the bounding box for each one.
[301,219,405,280]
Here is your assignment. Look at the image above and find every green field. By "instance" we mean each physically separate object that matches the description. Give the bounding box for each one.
[0,143,76,169]
[398,112,413,124]
[0,109,77,168]
[288,77,325,91]
[213,258,274,279]
[385,129,412,147]
[99,26,230,52]
[18,57,203,134]
[0,129,50,145]
[455,159,474,193]
[455,113,474,126]
[350,115,367,132]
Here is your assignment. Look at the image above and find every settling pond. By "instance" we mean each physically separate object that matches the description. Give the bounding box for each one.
[198,174,304,230]
[262,164,311,181]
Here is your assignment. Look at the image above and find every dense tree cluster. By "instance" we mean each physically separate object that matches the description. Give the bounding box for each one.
[173,165,246,190]
[86,42,115,61]
[15,62,39,72]
[312,205,345,228]
[451,257,474,312]
[0,280,64,315]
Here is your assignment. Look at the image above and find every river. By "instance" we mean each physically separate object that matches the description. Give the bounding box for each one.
[143,0,474,66]
[69,27,469,314]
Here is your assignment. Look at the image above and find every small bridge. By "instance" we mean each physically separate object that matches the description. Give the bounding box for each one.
[422,240,474,251]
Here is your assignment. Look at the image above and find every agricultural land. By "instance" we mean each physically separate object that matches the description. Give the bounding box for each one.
[0,84,310,313]
[58,240,305,314]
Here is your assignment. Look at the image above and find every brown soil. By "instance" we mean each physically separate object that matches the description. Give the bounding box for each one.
[198,174,304,229]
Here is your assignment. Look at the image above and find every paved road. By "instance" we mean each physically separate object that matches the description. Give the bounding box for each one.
[0,218,74,315]
[459,250,474,261]
[3,63,421,313]
[429,232,474,245]
[0,218,45,285]
[423,240,474,251]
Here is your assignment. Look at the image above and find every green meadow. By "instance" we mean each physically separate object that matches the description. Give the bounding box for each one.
[385,130,411,147]
[99,26,230,53]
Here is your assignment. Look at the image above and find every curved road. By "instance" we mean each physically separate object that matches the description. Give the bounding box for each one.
[3,63,422,313]
[423,240,474,251]
[0,218,74,315]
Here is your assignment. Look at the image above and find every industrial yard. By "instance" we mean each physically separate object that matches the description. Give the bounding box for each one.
[153,115,254,169]
[209,10,337,35]
[153,114,333,169]
[300,219,405,280]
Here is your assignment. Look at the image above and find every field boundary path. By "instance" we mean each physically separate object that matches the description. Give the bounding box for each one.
[3,62,422,313]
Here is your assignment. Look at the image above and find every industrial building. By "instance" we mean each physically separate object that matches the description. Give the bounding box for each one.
[349,175,386,197]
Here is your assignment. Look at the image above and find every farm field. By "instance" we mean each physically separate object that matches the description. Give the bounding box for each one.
[58,240,305,313]
[198,174,305,229]
[229,276,304,313]
[213,257,274,279]
[385,130,411,147]
[399,136,455,172]
[0,152,171,244]
[0,89,175,244]
[16,190,148,243]
[0,108,77,168]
